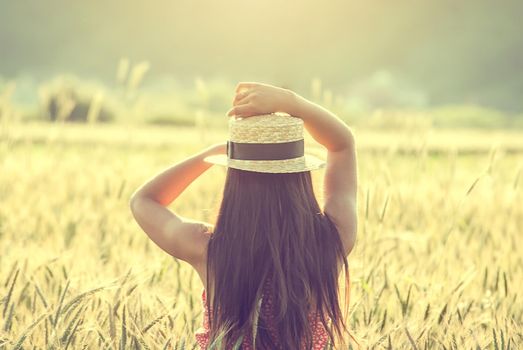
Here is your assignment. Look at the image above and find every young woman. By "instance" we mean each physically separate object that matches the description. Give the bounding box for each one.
[130,82,358,349]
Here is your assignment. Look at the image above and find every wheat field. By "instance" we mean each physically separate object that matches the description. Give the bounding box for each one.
[0,121,522,349]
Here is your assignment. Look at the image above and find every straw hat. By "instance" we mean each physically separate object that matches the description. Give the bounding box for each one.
[203,113,326,173]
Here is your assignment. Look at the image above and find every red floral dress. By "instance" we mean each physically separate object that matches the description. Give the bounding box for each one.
[194,276,330,350]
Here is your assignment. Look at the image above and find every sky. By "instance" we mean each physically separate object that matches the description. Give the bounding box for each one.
[1,0,522,111]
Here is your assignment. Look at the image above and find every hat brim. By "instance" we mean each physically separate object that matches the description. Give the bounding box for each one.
[203,154,326,173]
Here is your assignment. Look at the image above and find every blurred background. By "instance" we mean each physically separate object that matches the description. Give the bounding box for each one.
[1,0,522,128]
[1,1,522,348]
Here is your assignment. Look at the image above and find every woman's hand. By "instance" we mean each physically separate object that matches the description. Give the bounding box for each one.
[226,82,295,118]
[202,142,227,157]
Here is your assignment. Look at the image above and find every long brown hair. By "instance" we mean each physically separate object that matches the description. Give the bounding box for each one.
[204,167,352,349]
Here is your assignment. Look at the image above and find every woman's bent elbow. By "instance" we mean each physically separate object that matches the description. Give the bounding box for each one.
[129,193,143,216]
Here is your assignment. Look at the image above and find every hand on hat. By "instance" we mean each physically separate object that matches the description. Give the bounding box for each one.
[226,82,294,118]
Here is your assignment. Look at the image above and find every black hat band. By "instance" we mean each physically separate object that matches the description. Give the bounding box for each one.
[227,139,304,161]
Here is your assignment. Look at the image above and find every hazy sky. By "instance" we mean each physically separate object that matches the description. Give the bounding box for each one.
[1,0,522,110]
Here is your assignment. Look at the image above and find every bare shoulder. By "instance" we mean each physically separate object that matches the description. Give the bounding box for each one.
[187,222,213,286]
[187,221,213,263]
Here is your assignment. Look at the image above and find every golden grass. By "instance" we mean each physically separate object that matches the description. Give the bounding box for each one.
[0,122,521,349]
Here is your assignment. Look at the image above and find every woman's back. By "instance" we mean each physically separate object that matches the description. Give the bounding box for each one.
[195,272,330,350]
[197,160,353,349]
[130,83,357,349]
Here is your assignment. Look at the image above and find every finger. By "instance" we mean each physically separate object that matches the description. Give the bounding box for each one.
[227,103,253,117]
[233,92,251,106]
[233,90,249,102]
[235,82,258,93]
[231,90,247,105]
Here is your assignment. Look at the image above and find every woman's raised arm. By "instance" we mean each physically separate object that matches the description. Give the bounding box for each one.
[129,143,226,266]
[229,82,357,256]
[285,91,357,256]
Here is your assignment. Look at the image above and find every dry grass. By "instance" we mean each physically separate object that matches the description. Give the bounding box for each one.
[0,122,521,349]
